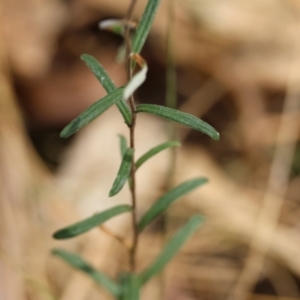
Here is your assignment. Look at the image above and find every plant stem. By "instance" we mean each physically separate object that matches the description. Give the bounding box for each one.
[124,0,138,272]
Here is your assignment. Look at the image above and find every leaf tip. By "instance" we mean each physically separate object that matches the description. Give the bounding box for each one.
[201,177,209,183]
[108,190,115,197]
[60,129,69,139]
[52,230,64,240]
[60,121,79,138]
[213,131,220,141]
[51,248,60,256]
[80,53,89,61]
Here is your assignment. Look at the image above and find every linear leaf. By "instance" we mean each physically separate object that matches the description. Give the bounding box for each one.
[81,54,116,93]
[118,135,133,189]
[136,104,220,141]
[138,178,207,232]
[52,249,121,296]
[136,141,181,170]
[109,148,134,197]
[53,205,131,239]
[119,274,140,300]
[132,0,161,54]
[61,88,124,138]
[81,54,131,125]
[139,215,204,285]
[118,134,128,157]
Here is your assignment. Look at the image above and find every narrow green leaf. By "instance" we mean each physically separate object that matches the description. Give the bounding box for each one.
[81,54,116,93]
[136,104,220,141]
[61,88,124,138]
[53,205,132,239]
[138,178,207,232]
[52,249,121,296]
[109,148,134,197]
[118,134,128,157]
[116,99,132,126]
[119,273,140,300]
[118,135,133,189]
[81,54,132,125]
[132,0,161,54]
[136,141,181,170]
[139,215,204,285]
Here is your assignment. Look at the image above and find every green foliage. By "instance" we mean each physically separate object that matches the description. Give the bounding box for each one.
[53,205,132,239]
[81,54,116,93]
[135,140,181,170]
[81,54,132,125]
[52,249,122,296]
[132,0,161,54]
[136,104,220,141]
[138,178,208,232]
[109,148,134,197]
[118,134,128,157]
[60,88,124,138]
[53,0,219,298]
[119,274,140,300]
[139,215,204,285]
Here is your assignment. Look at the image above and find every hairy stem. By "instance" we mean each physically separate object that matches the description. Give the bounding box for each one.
[124,0,138,272]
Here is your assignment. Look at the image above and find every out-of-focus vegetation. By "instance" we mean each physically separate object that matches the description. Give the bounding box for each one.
[1,0,300,299]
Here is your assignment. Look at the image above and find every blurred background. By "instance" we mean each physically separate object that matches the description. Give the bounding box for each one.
[1,0,300,299]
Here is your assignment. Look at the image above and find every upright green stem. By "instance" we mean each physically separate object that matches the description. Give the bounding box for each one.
[124,0,138,272]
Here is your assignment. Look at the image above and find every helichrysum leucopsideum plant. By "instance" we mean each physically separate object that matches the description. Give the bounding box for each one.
[52,0,219,299]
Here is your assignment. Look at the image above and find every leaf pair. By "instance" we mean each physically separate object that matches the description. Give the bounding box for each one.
[61,91,219,141]
[61,57,219,140]
[53,215,204,297]
[112,139,181,197]
[53,177,207,240]
[81,54,132,125]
